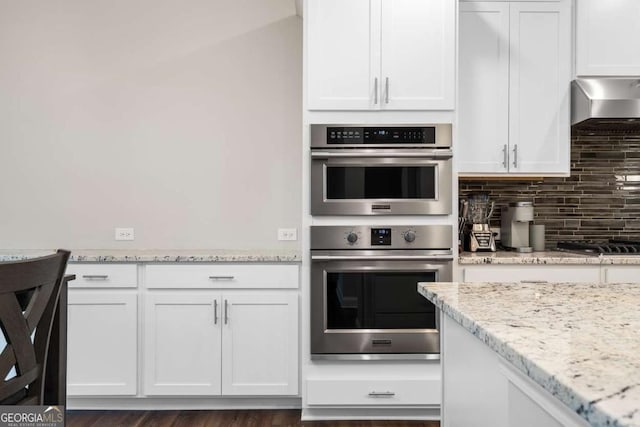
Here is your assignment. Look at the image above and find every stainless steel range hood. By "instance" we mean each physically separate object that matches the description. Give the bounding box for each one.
[572,78,640,133]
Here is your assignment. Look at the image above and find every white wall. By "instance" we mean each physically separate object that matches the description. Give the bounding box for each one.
[0,0,302,250]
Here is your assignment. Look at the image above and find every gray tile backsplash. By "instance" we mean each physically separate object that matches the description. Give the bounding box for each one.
[459,133,640,248]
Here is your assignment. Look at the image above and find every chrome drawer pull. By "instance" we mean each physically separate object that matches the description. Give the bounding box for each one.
[224,300,229,324]
[368,391,395,397]
[214,300,218,325]
[82,275,108,280]
[208,276,235,280]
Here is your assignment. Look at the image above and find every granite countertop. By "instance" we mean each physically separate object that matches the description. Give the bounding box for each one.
[0,250,301,263]
[419,281,640,427]
[459,250,640,265]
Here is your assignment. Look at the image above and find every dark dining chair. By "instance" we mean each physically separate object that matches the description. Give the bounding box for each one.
[0,250,71,405]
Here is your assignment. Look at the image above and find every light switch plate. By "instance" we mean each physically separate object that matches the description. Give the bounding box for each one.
[115,227,135,241]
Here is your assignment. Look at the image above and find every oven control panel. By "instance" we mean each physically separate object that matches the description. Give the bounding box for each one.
[326,127,435,145]
[310,124,452,149]
[310,225,452,251]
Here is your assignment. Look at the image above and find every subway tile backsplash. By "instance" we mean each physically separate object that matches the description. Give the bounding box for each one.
[459,133,640,248]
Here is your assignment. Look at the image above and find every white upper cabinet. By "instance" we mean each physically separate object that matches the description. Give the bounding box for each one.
[306,0,455,110]
[509,2,570,174]
[458,2,510,173]
[458,1,571,176]
[576,0,640,76]
[306,0,373,110]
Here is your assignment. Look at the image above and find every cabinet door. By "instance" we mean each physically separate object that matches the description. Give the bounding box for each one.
[576,0,640,76]
[509,2,570,175]
[458,2,510,174]
[144,293,222,395]
[380,0,455,110]
[221,292,298,395]
[306,0,376,110]
[67,291,137,395]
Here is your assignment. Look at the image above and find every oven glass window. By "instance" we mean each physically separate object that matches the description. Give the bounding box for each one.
[325,166,436,200]
[326,272,437,329]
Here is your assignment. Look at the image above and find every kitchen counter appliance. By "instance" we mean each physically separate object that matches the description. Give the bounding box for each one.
[310,124,452,215]
[463,193,496,252]
[310,225,452,360]
[501,201,534,253]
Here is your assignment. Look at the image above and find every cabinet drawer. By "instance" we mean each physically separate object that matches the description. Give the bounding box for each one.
[145,264,298,289]
[602,266,640,284]
[306,378,440,406]
[65,264,137,288]
[460,265,600,283]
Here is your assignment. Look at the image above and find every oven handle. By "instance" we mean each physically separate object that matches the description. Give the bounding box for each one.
[311,254,453,261]
[311,150,453,159]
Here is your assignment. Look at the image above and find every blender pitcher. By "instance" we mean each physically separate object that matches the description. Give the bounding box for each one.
[464,193,496,252]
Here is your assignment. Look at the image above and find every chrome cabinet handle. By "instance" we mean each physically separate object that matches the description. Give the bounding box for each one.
[209,276,234,280]
[82,275,108,280]
[214,300,218,325]
[374,77,378,104]
[385,77,389,104]
[224,300,229,324]
[513,144,518,168]
[369,391,395,397]
[502,144,508,169]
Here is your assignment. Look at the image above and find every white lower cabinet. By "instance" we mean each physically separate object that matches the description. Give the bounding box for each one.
[67,290,138,396]
[65,263,138,396]
[144,291,298,396]
[221,293,298,395]
[144,293,222,395]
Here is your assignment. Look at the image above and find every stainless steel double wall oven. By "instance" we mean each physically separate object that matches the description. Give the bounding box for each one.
[310,124,452,216]
[309,124,454,360]
[310,225,453,360]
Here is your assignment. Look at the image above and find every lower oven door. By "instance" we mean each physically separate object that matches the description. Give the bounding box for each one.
[310,252,452,360]
[310,150,452,216]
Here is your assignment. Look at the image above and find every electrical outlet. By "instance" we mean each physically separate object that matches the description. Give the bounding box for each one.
[277,228,297,241]
[115,227,135,241]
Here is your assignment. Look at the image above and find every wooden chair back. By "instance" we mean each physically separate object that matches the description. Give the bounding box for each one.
[0,250,70,405]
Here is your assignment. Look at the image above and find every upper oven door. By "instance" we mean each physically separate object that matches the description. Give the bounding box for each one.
[310,150,452,215]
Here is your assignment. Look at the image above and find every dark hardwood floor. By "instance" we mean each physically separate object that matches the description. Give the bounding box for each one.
[66,410,440,427]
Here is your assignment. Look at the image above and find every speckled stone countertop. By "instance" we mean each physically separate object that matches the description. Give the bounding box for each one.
[419,281,640,427]
[0,250,301,263]
[459,250,640,265]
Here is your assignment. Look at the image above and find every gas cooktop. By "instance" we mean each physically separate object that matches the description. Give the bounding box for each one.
[557,240,640,255]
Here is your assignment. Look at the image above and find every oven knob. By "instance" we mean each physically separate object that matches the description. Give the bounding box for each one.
[404,231,416,243]
[347,232,358,244]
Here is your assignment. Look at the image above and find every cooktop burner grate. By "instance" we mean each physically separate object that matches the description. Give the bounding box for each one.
[557,240,640,254]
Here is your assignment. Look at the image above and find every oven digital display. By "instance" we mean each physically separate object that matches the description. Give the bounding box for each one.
[371,228,392,246]
[326,127,436,145]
